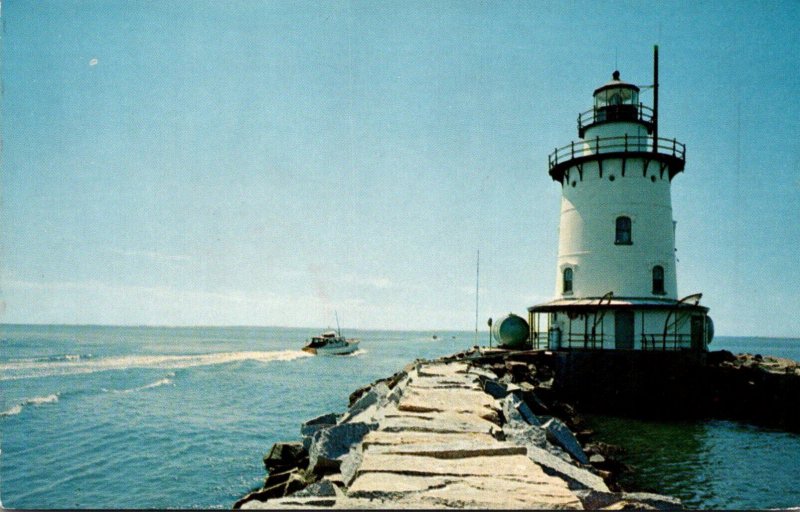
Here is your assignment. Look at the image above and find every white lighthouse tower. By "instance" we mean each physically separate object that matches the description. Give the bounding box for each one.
[529,48,713,351]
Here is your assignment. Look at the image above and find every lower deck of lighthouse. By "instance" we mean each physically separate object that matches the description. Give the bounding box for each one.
[528,298,712,351]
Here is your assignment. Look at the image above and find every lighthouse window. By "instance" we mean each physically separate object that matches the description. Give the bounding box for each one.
[615,216,632,245]
[652,265,665,294]
[563,268,573,294]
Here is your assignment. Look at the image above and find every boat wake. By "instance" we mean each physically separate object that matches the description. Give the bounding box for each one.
[0,393,59,417]
[103,375,175,394]
[0,350,313,381]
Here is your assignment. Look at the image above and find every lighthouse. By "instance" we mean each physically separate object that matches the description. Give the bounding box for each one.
[529,48,713,351]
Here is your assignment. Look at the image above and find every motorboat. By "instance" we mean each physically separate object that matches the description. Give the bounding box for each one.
[302,330,359,355]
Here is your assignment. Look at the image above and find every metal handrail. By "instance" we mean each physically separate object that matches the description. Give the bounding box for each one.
[529,331,606,350]
[577,104,654,132]
[531,330,694,351]
[641,333,693,351]
[548,135,685,171]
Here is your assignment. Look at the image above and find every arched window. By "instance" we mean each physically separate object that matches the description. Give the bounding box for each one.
[615,216,632,245]
[563,268,573,294]
[652,265,665,295]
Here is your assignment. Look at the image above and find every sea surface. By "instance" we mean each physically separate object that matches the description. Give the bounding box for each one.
[588,336,800,510]
[1,325,799,509]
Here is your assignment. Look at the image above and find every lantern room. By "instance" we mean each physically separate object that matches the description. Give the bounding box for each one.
[593,71,640,122]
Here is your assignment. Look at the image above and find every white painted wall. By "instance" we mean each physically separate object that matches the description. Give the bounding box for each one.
[554,110,678,300]
[555,158,678,299]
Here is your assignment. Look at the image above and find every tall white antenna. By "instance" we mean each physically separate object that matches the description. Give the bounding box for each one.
[474,250,480,345]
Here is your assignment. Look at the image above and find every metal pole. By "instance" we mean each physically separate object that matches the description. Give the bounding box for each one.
[652,44,659,152]
[474,250,480,346]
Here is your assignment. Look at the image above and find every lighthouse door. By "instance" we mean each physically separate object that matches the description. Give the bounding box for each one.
[690,315,705,351]
[615,311,635,349]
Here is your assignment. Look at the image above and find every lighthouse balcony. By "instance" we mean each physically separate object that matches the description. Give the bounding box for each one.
[577,104,654,138]
[548,135,685,184]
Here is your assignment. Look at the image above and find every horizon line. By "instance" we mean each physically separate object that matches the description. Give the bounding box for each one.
[1,322,798,340]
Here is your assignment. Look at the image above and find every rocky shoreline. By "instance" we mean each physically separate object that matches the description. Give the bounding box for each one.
[234,348,683,509]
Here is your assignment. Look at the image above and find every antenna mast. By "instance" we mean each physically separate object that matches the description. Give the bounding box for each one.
[474,250,480,345]
[652,44,659,152]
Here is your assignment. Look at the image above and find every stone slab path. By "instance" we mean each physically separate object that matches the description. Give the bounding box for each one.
[243,360,585,509]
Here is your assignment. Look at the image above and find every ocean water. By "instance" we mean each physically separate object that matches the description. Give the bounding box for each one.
[1,326,798,509]
[0,324,473,509]
[588,336,800,510]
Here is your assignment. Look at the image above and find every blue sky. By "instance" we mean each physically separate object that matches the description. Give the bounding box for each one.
[2,1,799,336]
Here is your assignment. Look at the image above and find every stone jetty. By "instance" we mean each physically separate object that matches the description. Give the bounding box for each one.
[234,349,681,510]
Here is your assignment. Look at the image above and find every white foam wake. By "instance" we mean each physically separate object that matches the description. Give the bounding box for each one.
[0,393,60,417]
[0,350,312,381]
[106,377,174,394]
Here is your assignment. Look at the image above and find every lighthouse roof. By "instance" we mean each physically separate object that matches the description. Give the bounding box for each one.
[529,297,708,313]
[593,70,640,96]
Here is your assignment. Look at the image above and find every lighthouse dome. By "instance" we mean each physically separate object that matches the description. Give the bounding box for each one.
[593,70,640,108]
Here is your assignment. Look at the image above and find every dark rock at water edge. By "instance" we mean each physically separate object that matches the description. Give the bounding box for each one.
[542,417,590,465]
[308,421,374,475]
[263,442,307,473]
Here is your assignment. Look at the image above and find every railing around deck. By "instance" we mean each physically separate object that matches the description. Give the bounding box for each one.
[530,330,694,351]
[548,135,685,172]
[641,333,693,351]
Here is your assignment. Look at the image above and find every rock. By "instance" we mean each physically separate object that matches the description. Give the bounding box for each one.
[538,377,555,389]
[233,468,310,509]
[339,382,390,424]
[502,423,549,450]
[536,365,554,382]
[263,442,307,472]
[502,392,543,427]
[366,440,527,459]
[290,479,337,498]
[621,492,683,509]
[385,379,407,403]
[590,453,606,464]
[398,386,499,422]
[356,452,565,479]
[283,471,308,496]
[576,490,682,510]
[362,430,498,449]
[339,444,363,486]
[233,487,276,509]
[464,365,500,380]
[585,441,626,458]
[378,410,497,434]
[301,412,341,434]
[518,388,551,414]
[308,422,374,475]
[542,417,589,464]
[347,472,582,509]
[417,362,470,378]
[263,467,296,489]
[525,444,610,492]
[482,379,509,399]
[505,360,530,382]
[240,495,337,509]
[602,499,658,509]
